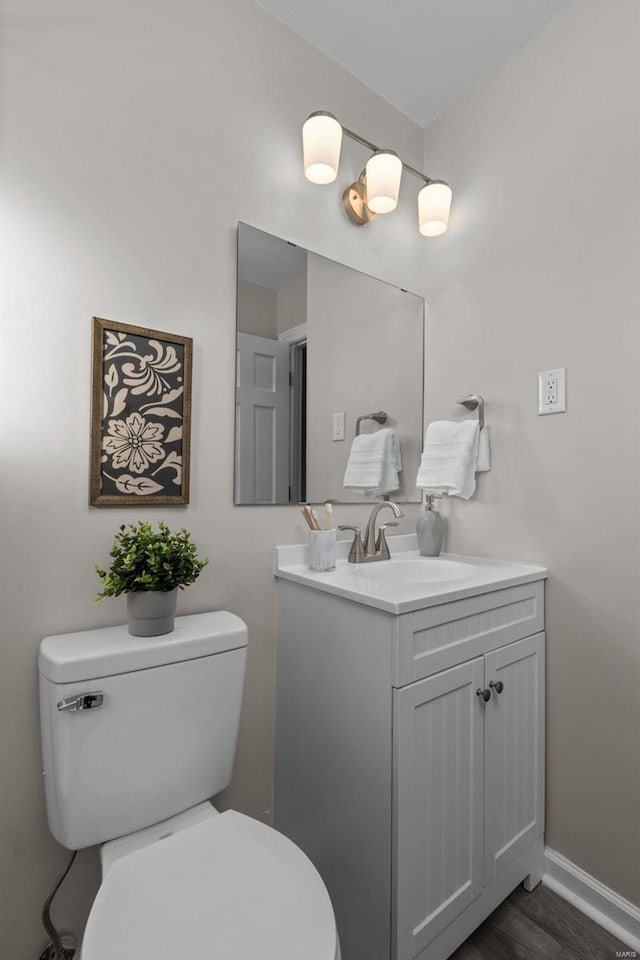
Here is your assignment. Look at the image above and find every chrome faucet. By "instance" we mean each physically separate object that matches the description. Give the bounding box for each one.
[339,501,404,563]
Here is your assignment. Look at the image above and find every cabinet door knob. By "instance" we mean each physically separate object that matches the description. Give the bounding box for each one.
[489,680,504,694]
[476,687,491,703]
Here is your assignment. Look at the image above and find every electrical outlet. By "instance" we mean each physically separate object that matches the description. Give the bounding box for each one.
[332,412,345,441]
[544,377,557,405]
[538,368,566,415]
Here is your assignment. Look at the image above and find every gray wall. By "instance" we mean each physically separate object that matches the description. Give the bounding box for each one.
[237,280,278,338]
[0,1,425,955]
[277,272,307,335]
[422,0,640,905]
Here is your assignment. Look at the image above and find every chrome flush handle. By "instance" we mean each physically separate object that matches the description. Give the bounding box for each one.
[57,692,104,712]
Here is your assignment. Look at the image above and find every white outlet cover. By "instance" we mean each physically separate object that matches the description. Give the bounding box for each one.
[538,368,567,415]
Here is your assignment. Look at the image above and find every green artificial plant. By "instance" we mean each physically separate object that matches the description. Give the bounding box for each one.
[95,521,208,600]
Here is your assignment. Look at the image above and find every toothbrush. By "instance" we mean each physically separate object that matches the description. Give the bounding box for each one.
[301,505,321,531]
[300,507,315,530]
[310,507,322,531]
[324,501,333,530]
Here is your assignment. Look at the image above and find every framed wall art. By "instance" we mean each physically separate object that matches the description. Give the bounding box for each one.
[90,317,193,506]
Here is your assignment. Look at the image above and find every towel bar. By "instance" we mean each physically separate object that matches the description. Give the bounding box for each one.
[355,411,388,436]
[457,394,485,430]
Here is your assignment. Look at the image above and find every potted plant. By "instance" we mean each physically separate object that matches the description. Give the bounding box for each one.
[95,521,208,636]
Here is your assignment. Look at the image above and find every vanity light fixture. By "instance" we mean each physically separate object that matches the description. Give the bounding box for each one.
[302,111,343,184]
[418,180,453,237]
[302,111,452,236]
[365,150,403,214]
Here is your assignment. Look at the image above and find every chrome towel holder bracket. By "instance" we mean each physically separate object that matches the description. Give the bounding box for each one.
[355,411,388,436]
[457,394,485,430]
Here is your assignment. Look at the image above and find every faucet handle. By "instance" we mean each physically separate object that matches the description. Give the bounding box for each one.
[377,521,399,559]
[338,525,365,564]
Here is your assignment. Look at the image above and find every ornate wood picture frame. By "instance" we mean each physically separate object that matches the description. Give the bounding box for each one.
[90,317,193,506]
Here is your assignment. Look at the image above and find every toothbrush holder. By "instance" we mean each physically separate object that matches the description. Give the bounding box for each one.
[308,529,336,572]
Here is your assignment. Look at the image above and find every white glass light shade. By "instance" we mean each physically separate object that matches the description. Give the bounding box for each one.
[365,150,402,214]
[303,112,343,185]
[418,181,452,237]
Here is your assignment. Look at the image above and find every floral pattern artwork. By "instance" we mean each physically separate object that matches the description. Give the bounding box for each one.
[90,318,192,505]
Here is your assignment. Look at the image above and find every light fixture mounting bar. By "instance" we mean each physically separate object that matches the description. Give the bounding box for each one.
[342,126,432,185]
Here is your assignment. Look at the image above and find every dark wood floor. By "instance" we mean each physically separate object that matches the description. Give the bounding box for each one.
[449,882,631,960]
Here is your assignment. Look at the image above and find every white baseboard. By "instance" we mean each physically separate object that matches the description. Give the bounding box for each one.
[544,847,640,953]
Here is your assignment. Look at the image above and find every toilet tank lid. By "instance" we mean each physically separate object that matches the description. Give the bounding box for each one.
[39,611,248,684]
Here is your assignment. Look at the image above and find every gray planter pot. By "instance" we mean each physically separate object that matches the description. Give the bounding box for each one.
[127,588,178,637]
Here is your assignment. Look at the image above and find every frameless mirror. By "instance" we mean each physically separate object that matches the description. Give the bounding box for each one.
[235,223,424,505]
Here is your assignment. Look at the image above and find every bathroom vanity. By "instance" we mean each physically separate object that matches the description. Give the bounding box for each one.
[274,536,547,960]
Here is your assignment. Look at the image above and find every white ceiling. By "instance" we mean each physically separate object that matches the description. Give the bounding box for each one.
[255,0,572,126]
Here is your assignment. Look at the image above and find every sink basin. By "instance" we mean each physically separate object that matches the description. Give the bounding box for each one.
[275,535,547,614]
[353,557,474,585]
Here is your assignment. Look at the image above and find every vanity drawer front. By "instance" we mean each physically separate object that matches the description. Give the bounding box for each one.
[392,581,544,687]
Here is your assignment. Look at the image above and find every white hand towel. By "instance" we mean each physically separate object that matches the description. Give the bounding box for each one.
[477,426,491,472]
[376,432,402,496]
[415,420,480,499]
[343,428,402,494]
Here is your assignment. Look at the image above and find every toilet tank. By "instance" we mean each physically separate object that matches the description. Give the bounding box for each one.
[39,611,248,850]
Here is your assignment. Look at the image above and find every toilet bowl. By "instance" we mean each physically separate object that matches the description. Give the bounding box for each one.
[82,804,339,960]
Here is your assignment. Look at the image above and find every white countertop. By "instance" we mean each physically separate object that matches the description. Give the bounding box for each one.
[275,534,547,615]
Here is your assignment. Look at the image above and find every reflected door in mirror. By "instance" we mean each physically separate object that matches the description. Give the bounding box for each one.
[235,333,290,504]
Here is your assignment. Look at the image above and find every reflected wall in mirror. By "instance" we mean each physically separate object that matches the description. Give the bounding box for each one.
[235,224,424,505]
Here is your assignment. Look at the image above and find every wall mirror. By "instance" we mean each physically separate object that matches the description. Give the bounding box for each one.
[235,223,424,505]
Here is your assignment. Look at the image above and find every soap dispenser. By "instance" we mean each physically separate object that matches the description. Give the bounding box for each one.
[416,493,444,556]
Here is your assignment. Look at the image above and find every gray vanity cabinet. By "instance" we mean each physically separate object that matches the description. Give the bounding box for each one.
[275,576,545,960]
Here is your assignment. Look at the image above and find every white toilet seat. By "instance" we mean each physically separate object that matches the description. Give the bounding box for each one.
[82,810,338,960]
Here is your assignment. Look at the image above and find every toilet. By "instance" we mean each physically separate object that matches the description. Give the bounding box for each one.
[39,610,340,959]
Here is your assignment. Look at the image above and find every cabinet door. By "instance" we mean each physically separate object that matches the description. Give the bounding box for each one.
[393,658,485,960]
[484,632,545,884]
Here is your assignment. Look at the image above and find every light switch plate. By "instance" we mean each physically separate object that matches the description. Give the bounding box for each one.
[538,368,567,415]
[332,412,346,441]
